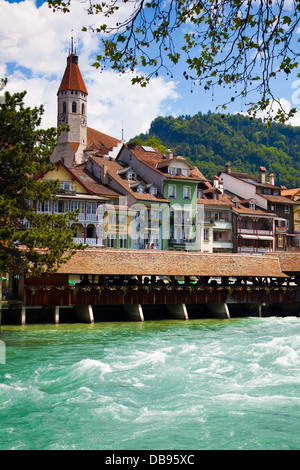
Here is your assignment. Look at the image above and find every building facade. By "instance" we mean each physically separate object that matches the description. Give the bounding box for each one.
[219,164,298,252]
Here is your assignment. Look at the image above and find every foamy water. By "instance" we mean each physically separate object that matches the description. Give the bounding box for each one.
[0,317,299,450]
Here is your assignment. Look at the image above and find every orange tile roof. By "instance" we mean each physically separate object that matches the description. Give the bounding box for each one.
[55,249,288,277]
[68,142,80,153]
[126,144,206,181]
[58,53,88,94]
[197,182,233,207]
[86,127,120,155]
[68,164,121,198]
[281,188,300,197]
[90,156,168,203]
[269,253,300,273]
[260,194,299,205]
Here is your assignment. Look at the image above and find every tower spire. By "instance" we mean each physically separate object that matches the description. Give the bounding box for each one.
[71,30,74,54]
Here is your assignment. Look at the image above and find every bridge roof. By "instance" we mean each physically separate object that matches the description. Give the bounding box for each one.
[272,252,300,274]
[56,249,288,278]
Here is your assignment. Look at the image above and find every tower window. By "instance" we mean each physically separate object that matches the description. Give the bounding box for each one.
[63,102,67,114]
[81,103,85,115]
[72,101,77,113]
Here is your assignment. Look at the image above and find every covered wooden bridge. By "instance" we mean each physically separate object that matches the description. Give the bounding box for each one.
[3,251,300,324]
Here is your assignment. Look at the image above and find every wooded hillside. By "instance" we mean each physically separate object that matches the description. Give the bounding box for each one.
[131,113,300,188]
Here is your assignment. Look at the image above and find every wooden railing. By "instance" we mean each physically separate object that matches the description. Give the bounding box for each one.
[24,284,299,307]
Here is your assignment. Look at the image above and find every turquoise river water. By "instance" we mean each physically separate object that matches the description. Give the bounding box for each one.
[0,316,299,450]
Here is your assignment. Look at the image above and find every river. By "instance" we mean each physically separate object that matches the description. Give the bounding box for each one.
[0,317,299,450]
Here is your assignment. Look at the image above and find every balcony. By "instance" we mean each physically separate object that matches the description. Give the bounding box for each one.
[239,247,273,254]
[168,238,196,251]
[213,220,232,230]
[73,238,103,247]
[239,228,273,236]
[213,241,233,250]
[70,212,100,223]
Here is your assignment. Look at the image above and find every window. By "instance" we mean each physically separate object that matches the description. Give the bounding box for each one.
[182,169,189,177]
[119,235,127,249]
[137,184,145,193]
[81,103,85,114]
[106,234,115,248]
[70,201,84,214]
[174,226,183,240]
[119,214,127,225]
[168,184,176,198]
[278,235,284,247]
[183,186,191,199]
[204,228,209,241]
[149,185,157,195]
[197,189,203,198]
[86,202,97,215]
[184,210,192,225]
[54,201,66,213]
[213,193,219,200]
[184,226,192,240]
[284,205,290,214]
[127,170,135,181]
[72,101,77,113]
[249,201,255,210]
[151,233,159,246]
[60,182,73,191]
[109,213,117,224]
[241,219,248,229]
[174,210,182,224]
[62,102,67,114]
[37,200,51,213]
[168,167,176,175]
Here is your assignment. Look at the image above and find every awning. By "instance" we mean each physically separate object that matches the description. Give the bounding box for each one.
[239,234,258,239]
[257,236,274,240]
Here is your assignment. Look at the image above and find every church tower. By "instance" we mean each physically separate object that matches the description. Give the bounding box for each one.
[51,40,88,166]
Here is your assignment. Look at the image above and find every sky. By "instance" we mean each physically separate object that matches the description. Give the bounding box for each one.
[1,0,300,141]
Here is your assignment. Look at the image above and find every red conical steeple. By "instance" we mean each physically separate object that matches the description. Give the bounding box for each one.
[58,40,88,95]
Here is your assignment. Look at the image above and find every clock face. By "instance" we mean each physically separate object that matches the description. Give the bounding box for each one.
[80,117,87,128]
[58,114,68,125]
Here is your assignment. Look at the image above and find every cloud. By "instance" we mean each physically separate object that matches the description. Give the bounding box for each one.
[0,0,179,138]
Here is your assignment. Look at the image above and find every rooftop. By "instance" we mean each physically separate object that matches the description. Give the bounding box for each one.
[55,249,288,277]
[86,127,120,155]
[126,143,206,181]
[90,156,168,203]
[58,53,88,95]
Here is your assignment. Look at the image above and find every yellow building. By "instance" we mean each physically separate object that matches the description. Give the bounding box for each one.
[33,161,132,249]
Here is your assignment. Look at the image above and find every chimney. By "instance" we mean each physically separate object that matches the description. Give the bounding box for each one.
[213,176,219,188]
[269,173,275,186]
[225,162,231,174]
[166,149,173,159]
[219,180,224,194]
[102,164,109,184]
[259,166,266,184]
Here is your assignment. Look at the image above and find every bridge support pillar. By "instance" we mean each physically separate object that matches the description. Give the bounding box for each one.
[124,304,144,321]
[74,305,94,323]
[54,306,60,324]
[21,305,26,325]
[167,304,189,320]
[207,303,230,319]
